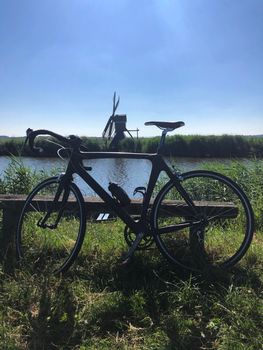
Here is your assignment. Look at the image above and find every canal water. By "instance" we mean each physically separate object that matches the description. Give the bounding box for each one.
[0,156,260,197]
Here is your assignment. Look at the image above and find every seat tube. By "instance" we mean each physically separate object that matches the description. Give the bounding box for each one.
[140,156,162,218]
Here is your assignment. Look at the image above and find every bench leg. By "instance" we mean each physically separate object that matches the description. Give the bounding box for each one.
[0,209,20,273]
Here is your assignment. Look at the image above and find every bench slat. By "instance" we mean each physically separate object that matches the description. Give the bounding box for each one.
[0,194,238,218]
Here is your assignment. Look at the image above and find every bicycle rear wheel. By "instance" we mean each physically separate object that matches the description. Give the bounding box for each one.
[151,170,254,271]
[16,176,86,274]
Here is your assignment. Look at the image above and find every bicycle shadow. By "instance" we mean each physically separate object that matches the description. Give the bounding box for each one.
[70,251,263,294]
[18,253,262,350]
[67,253,263,350]
[26,278,76,350]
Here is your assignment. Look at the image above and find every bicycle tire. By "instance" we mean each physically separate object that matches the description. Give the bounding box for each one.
[16,176,86,274]
[151,170,254,271]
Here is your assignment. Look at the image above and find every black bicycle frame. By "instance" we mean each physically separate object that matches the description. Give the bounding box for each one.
[61,149,197,236]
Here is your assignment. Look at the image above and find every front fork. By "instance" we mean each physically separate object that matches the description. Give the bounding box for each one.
[37,174,71,229]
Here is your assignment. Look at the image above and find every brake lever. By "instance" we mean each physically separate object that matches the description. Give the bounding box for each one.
[26,128,44,155]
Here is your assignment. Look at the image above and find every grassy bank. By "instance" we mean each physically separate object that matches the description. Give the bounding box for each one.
[1,134,263,158]
[0,220,262,349]
[0,159,262,349]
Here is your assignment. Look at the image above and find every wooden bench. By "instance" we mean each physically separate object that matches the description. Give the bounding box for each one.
[0,194,238,262]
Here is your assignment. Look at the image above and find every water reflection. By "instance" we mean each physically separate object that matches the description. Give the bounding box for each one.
[81,158,152,196]
[109,158,128,187]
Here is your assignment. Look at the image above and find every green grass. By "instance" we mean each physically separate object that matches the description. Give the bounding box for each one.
[0,219,263,350]
[0,158,263,349]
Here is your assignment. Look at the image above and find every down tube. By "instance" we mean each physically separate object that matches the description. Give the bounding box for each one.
[76,164,144,233]
[164,164,196,209]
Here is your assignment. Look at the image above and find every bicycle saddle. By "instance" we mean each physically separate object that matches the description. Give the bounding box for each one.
[144,121,185,130]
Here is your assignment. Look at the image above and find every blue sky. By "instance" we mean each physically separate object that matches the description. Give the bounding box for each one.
[0,0,262,137]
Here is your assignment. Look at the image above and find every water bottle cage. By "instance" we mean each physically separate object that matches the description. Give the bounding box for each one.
[108,182,131,207]
[133,186,146,199]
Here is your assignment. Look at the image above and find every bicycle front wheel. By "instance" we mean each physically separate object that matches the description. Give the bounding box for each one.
[151,170,254,271]
[16,176,86,274]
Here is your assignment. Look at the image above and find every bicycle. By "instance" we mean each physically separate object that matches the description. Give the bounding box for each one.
[16,105,254,275]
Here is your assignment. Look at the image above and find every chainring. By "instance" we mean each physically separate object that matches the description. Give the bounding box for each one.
[124,223,154,250]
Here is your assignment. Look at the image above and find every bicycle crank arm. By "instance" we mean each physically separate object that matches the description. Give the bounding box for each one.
[120,232,145,265]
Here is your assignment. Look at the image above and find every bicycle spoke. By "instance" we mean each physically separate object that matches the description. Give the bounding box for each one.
[152,170,254,270]
[16,177,86,274]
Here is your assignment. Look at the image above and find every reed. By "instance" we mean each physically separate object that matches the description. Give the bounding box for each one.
[1,134,263,157]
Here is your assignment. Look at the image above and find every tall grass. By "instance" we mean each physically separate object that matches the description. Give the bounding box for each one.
[1,134,263,157]
[199,160,263,230]
[0,156,54,194]
[0,158,262,349]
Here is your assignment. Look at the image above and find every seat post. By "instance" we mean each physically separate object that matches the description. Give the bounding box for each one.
[157,128,169,154]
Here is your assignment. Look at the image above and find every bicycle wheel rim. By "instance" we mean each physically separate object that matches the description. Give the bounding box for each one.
[16,177,86,274]
[152,170,254,271]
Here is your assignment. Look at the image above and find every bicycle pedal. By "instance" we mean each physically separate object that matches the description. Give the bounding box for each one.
[119,255,132,267]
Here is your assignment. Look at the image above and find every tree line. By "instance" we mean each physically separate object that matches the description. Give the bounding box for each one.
[0,134,263,158]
